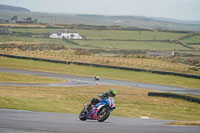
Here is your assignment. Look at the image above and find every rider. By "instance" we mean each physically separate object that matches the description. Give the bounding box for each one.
[85,89,116,111]
[94,75,99,80]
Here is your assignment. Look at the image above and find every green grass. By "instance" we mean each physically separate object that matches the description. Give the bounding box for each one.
[183,35,200,43]
[0,72,66,83]
[0,34,189,51]
[77,29,187,40]
[0,85,199,121]
[76,40,189,50]
[0,57,200,89]
[12,28,188,41]
[0,35,77,47]
[2,48,198,75]
[0,34,60,43]
[12,28,60,33]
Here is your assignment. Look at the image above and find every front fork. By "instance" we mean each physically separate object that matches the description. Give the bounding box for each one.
[84,103,89,112]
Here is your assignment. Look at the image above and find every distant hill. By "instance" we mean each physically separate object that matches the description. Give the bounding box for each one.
[71,14,200,31]
[151,17,200,25]
[0,5,200,31]
[0,5,31,13]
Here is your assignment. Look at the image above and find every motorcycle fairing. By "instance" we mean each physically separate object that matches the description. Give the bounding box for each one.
[86,97,115,120]
[86,103,106,120]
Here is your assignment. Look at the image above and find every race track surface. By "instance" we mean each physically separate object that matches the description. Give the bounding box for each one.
[0,67,200,95]
[0,109,200,133]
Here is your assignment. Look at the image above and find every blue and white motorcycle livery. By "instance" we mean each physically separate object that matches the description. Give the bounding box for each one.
[79,97,116,122]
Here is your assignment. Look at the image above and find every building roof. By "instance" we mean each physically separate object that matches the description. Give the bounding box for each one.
[50,29,78,34]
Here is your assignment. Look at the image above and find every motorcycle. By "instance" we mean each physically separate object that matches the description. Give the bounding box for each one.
[79,97,115,122]
[94,75,99,80]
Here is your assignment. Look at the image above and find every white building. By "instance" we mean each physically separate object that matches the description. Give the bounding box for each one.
[49,29,82,40]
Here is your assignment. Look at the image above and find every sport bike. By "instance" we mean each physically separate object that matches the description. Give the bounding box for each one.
[79,97,115,122]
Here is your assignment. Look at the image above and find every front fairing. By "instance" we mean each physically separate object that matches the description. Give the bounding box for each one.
[86,101,107,120]
[100,97,115,108]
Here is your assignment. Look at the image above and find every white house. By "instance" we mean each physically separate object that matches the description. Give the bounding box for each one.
[49,29,82,40]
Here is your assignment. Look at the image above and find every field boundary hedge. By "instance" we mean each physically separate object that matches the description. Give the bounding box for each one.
[0,53,200,79]
[148,92,200,104]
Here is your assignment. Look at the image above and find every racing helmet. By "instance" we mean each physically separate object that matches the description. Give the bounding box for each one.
[109,89,116,97]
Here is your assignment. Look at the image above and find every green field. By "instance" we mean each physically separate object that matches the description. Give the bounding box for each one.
[1,49,198,75]
[0,85,199,121]
[12,28,187,41]
[76,40,189,50]
[1,26,200,79]
[77,29,187,40]
[183,35,200,43]
[1,27,198,52]
[0,72,65,83]
[0,34,66,44]
[0,34,80,48]
[0,34,190,51]
[12,28,59,34]
[0,57,200,89]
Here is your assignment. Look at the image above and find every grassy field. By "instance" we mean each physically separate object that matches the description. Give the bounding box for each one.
[183,35,200,43]
[1,49,199,75]
[0,26,199,78]
[77,29,187,40]
[12,28,188,41]
[0,57,200,89]
[0,34,190,51]
[0,85,199,121]
[76,40,189,50]
[0,24,47,28]
[12,28,60,33]
[0,24,63,28]
[0,72,66,83]
[0,35,79,47]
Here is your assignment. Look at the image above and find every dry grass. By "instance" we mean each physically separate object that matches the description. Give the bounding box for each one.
[167,121,200,126]
[0,85,200,121]
[0,24,47,28]
[0,24,64,28]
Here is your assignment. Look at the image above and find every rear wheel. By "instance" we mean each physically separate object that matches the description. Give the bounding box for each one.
[97,106,110,122]
[79,109,87,121]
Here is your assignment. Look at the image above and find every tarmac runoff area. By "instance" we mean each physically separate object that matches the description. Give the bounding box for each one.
[0,68,200,133]
[0,109,200,133]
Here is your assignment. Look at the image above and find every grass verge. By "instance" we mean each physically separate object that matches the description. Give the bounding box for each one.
[0,72,66,84]
[0,85,200,121]
[0,57,200,89]
[167,121,200,126]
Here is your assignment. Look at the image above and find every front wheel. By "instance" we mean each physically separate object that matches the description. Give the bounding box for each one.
[97,106,110,122]
[79,109,87,121]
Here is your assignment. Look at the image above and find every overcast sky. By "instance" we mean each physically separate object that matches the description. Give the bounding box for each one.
[0,0,200,21]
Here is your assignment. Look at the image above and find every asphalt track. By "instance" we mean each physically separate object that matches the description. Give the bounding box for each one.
[0,109,200,133]
[0,67,200,95]
[0,67,200,133]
